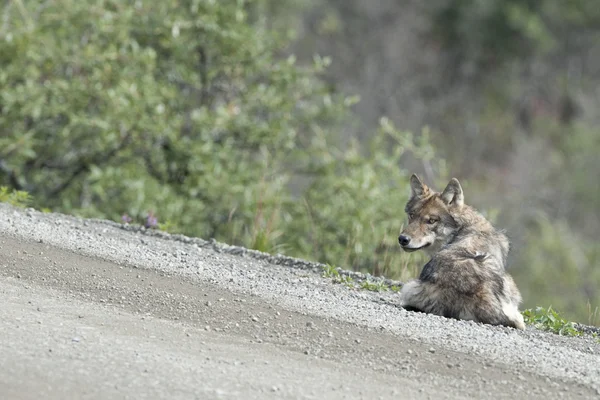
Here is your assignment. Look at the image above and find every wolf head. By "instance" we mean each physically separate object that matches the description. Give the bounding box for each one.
[398,174,464,255]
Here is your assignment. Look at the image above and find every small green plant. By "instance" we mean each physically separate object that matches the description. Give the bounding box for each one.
[0,187,32,208]
[250,230,274,253]
[322,264,340,279]
[361,279,389,292]
[522,306,583,336]
[321,264,355,287]
[322,264,398,292]
[338,275,355,287]
[390,285,402,293]
[158,220,179,233]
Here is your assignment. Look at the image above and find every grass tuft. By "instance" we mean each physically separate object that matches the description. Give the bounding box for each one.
[322,264,339,279]
[321,264,355,287]
[522,306,582,336]
[361,279,388,292]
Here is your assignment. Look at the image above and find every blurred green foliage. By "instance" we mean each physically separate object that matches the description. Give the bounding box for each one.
[432,0,600,71]
[0,0,441,281]
[516,216,600,324]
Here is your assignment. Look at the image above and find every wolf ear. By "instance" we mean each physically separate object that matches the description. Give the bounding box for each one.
[441,178,464,207]
[409,174,429,198]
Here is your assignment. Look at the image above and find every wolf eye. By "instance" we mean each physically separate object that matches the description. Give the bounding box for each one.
[427,217,439,224]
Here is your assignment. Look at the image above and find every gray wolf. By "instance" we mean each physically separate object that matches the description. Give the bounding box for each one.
[397,174,525,329]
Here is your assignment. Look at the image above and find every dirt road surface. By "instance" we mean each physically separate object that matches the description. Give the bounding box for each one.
[1,204,599,399]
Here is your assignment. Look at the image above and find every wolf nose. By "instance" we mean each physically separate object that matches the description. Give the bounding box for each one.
[398,235,411,246]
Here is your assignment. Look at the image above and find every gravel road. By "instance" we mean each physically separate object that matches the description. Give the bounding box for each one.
[0,204,599,399]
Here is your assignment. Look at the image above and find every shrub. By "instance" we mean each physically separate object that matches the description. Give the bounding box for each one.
[0,0,445,280]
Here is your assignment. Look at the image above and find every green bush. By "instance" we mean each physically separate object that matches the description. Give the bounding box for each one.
[0,0,444,279]
[1,0,344,237]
